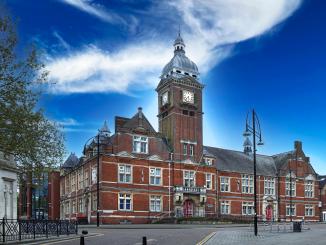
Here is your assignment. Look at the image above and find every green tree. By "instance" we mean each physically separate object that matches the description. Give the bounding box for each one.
[0,11,65,171]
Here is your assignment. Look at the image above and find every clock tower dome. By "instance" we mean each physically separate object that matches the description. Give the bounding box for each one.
[156,32,204,163]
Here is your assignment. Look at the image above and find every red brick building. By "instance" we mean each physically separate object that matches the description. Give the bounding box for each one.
[205,141,320,222]
[59,33,323,224]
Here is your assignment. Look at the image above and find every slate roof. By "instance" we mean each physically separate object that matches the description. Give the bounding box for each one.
[204,146,277,176]
[122,108,156,134]
[318,175,326,188]
[62,153,79,168]
[272,151,294,170]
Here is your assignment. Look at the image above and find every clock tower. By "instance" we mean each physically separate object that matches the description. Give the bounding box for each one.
[156,32,204,163]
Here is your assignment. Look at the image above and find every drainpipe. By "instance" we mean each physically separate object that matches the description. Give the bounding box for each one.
[168,153,173,218]
[319,185,322,222]
[277,173,280,222]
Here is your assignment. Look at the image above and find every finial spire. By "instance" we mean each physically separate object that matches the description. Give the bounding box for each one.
[178,24,181,37]
[174,25,185,53]
[99,120,111,137]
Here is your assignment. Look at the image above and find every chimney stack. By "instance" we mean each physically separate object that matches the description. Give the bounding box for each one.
[294,140,302,151]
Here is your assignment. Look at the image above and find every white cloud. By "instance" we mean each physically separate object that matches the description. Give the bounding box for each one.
[46,0,302,94]
[60,0,125,25]
[53,31,71,51]
[46,43,172,93]
[56,118,81,126]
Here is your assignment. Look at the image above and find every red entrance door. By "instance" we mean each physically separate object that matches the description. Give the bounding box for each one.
[266,205,272,221]
[183,200,193,217]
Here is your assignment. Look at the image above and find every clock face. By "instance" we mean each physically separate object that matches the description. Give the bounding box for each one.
[182,90,194,104]
[162,91,169,105]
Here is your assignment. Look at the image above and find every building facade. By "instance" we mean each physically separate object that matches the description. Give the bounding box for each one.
[18,170,60,220]
[0,152,18,219]
[60,33,323,224]
[205,141,320,222]
[319,176,326,221]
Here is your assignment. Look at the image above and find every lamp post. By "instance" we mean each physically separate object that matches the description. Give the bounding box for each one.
[243,109,264,236]
[289,169,293,222]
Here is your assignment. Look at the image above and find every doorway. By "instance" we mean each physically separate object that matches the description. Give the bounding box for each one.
[265,205,273,221]
[183,199,194,217]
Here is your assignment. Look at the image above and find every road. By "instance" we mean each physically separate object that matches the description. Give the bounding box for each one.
[43,226,216,245]
[42,223,326,245]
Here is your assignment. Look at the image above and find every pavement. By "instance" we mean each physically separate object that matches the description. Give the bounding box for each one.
[40,227,215,245]
[13,223,326,245]
[77,223,251,229]
[205,223,326,245]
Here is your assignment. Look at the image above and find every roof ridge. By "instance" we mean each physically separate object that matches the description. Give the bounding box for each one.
[204,145,271,157]
[271,150,294,157]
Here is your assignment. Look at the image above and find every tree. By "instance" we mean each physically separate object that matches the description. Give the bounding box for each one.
[0,10,65,171]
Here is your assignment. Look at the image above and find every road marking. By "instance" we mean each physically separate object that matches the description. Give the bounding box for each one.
[26,233,104,245]
[196,231,216,245]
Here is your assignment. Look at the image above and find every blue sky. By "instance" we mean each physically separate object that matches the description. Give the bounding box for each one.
[5,0,326,174]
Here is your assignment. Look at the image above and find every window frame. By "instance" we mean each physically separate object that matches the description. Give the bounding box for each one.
[286,204,296,216]
[118,164,132,183]
[285,177,296,197]
[264,177,275,195]
[92,193,97,211]
[305,204,314,216]
[220,176,230,192]
[242,202,254,215]
[304,180,314,198]
[183,143,188,155]
[150,195,162,212]
[189,144,194,156]
[118,193,132,211]
[241,174,254,194]
[204,158,213,166]
[220,201,230,215]
[132,135,149,154]
[149,167,162,186]
[78,198,83,213]
[206,173,212,190]
[184,170,196,187]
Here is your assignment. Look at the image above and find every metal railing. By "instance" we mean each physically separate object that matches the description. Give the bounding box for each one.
[218,214,260,223]
[176,211,217,219]
[249,221,311,233]
[0,219,78,243]
[174,186,206,194]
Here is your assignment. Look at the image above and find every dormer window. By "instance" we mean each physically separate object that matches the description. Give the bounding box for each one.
[204,158,213,166]
[189,144,194,156]
[176,70,181,73]
[185,72,189,76]
[133,135,148,154]
[92,146,97,156]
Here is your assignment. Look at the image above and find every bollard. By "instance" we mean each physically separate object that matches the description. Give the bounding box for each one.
[80,236,85,245]
[142,236,147,245]
[80,230,88,245]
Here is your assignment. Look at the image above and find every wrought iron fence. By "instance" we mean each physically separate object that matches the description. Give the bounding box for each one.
[218,214,269,223]
[0,219,78,243]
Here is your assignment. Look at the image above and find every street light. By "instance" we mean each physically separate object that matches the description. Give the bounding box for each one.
[83,121,110,227]
[243,109,264,236]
